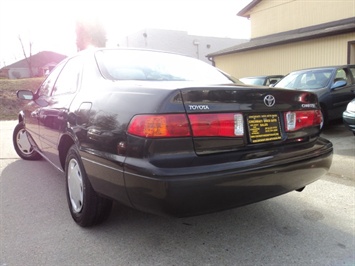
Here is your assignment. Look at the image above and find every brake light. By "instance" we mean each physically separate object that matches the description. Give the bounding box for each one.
[127,114,191,137]
[284,110,322,131]
[127,113,245,138]
[188,113,244,137]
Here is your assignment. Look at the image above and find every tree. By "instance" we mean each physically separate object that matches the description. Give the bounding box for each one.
[18,35,34,78]
[76,18,107,51]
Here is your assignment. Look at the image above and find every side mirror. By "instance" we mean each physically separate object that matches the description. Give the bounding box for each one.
[331,79,347,90]
[17,90,49,107]
[17,90,34,100]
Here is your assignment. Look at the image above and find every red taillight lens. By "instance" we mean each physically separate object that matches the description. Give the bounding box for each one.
[127,113,245,138]
[284,110,322,131]
[127,114,191,137]
[188,113,244,137]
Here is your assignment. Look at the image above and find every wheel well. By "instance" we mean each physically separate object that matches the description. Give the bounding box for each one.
[18,111,25,123]
[58,135,75,170]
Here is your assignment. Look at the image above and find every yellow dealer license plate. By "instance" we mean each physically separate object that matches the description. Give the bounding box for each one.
[247,114,282,143]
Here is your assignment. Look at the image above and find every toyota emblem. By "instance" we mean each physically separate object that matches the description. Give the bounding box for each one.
[264,95,275,107]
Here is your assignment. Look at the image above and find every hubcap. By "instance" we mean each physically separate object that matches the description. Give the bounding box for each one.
[68,158,84,213]
[17,129,33,155]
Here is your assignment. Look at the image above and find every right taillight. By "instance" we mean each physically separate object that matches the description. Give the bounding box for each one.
[284,110,322,131]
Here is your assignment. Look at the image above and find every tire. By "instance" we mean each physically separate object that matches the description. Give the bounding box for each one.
[65,145,113,227]
[13,122,42,160]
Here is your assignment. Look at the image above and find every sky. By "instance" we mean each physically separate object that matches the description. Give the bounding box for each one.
[0,0,252,67]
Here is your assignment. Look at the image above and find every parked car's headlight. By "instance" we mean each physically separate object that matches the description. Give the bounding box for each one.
[346,100,355,113]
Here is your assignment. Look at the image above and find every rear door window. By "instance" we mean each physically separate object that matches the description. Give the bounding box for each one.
[52,56,82,96]
[37,61,66,97]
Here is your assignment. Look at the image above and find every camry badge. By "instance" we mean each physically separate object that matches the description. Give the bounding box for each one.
[264,95,275,107]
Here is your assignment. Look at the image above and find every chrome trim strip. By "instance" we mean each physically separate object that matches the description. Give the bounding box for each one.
[81,157,124,173]
[34,148,64,173]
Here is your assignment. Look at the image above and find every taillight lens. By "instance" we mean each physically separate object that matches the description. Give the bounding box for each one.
[284,110,322,131]
[188,113,244,137]
[127,113,245,138]
[127,114,191,137]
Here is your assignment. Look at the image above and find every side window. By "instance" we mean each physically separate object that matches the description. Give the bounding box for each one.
[268,78,279,86]
[52,56,82,96]
[334,68,349,85]
[37,61,66,97]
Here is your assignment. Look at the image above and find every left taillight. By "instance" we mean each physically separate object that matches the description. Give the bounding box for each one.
[127,113,245,138]
[127,114,191,137]
[284,110,322,132]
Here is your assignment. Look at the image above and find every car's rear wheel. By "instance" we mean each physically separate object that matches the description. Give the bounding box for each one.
[13,122,41,160]
[65,145,113,227]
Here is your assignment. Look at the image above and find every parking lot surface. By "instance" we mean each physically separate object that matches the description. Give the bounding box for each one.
[0,120,354,265]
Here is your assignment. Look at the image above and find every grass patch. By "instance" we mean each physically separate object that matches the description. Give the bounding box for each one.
[0,78,44,120]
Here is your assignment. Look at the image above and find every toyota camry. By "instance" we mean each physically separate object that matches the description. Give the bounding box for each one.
[13,48,333,227]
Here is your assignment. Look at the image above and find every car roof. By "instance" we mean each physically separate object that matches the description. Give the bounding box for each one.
[290,64,355,73]
[241,75,284,79]
[76,47,188,58]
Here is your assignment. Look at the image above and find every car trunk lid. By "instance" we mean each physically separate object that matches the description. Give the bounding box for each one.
[178,85,321,154]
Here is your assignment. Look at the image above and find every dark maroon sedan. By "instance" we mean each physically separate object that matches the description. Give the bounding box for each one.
[13,48,333,227]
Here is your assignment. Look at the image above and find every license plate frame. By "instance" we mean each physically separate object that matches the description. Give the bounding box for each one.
[247,113,282,143]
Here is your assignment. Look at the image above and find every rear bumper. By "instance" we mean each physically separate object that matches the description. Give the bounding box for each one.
[124,138,333,217]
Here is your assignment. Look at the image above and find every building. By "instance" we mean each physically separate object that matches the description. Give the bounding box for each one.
[208,0,355,78]
[0,51,67,79]
[119,28,247,64]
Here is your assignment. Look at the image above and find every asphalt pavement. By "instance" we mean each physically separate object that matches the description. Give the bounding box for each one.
[0,120,354,266]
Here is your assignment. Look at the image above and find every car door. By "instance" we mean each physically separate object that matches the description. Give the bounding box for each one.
[24,62,66,148]
[329,67,355,119]
[38,56,83,168]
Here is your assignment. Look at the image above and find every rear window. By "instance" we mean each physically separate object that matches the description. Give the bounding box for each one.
[94,49,234,84]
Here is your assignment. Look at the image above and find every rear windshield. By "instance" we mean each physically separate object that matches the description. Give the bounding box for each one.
[95,49,234,84]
